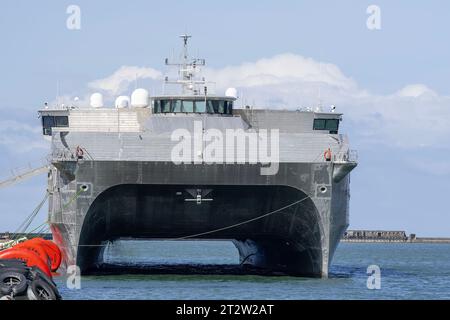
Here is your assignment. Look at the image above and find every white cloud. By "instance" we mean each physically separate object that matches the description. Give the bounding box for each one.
[76,54,450,150]
[204,53,357,92]
[202,55,450,149]
[395,84,437,98]
[0,120,49,153]
[88,66,162,95]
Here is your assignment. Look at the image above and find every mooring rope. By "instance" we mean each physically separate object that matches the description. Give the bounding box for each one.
[171,195,311,240]
[11,192,49,241]
[9,187,85,243]
[13,193,48,235]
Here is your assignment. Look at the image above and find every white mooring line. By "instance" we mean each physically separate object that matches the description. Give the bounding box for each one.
[0,165,48,189]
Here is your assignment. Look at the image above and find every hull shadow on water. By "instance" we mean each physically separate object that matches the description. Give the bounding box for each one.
[89,263,299,277]
[86,263,365,279]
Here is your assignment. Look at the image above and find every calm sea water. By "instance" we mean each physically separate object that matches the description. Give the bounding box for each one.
[55,241,450,300]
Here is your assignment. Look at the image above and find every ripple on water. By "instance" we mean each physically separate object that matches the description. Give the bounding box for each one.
[56,241,450,300]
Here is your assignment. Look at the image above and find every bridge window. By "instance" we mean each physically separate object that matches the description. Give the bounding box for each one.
[225,101,232,114]
[206,100,214,113]
[42,116,69,136]
[55,116,68,127]
[313,118,339,133]
[313,119,326,130]
[212,100,224,114]
[183,100,194,112]
[195,101,206,113]
[161,100,171,113]
[154,100,161,113]
[173,100,182,112]
[153,99,233,115]
[325,119,339,131]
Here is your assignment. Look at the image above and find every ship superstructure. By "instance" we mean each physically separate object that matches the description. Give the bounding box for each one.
[39,35,357,277]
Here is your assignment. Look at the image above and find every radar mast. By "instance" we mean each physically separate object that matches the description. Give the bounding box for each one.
[164,35,210,95]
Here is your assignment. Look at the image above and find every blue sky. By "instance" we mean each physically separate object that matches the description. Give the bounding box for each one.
[0,0,449,236]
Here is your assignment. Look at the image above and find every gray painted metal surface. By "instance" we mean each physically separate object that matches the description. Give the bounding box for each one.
[43,108,357,277]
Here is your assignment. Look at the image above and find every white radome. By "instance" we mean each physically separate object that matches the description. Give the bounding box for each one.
[225,87,238,99]
[131,88,149,107]
[115,96,131,108]
[90,93,104,108]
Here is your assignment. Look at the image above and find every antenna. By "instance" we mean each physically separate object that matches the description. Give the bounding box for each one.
[180,34,191,61]
[164,35,208,95]
[56,80,60,108]
[317,63,323,112]
[318,63,321,104]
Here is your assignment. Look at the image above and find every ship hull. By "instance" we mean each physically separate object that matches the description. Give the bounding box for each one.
[48,160,350,277]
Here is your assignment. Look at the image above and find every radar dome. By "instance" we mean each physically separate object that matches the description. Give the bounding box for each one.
[115,96,130,108]
[131,88,149,107]
[225,87,238,99]
[90,93,104,108]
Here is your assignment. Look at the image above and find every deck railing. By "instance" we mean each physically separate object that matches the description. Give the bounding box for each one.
[333,149,358,163]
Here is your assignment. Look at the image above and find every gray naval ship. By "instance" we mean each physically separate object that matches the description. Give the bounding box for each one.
[39,35,357,277]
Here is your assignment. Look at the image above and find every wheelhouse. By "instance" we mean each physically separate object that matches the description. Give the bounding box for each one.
[40,112,69,136]
[152,96,235,115]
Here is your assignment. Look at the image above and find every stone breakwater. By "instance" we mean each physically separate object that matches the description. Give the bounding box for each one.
[342,230,450,243]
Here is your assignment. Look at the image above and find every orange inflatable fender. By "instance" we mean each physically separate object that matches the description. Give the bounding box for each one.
[6,242,51,269]
[26,239,62,272]
[0,249,52,278]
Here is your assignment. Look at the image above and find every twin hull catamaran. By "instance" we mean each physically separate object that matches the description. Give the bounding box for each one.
[39,35,357,277]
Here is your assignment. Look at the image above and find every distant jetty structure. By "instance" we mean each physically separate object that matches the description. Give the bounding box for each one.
[342,230,450,243]
[0,233,52,241]
[2,231,450,244]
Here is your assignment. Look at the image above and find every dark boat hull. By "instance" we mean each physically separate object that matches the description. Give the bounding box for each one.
[49,161,350,277]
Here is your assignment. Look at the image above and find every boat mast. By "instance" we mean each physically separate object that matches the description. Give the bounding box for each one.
[164,34,207,95]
